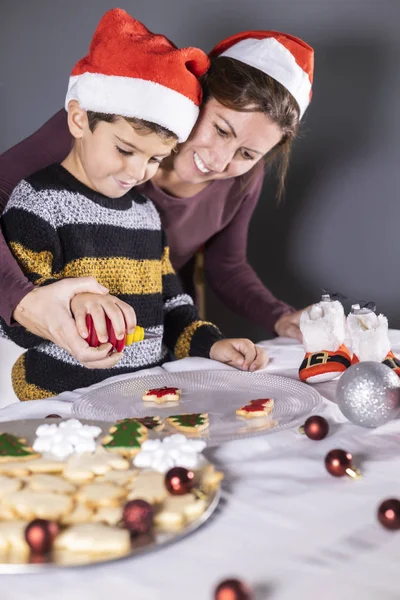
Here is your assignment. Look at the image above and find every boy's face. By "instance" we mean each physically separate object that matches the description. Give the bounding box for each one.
[69,106,176,198]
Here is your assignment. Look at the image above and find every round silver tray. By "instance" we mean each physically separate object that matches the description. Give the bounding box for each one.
[73,370,322,445]
[0,419,221,572]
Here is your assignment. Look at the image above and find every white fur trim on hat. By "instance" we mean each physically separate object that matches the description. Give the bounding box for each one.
[347,312,391,362]
[300,300,346,353]
[65,73,199,143]
[220,37,312,118]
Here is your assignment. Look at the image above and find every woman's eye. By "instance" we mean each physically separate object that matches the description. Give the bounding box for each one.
[149,157,163,164]
[215,125,229,138]
[116,147,132,156]
[242,151,254,160]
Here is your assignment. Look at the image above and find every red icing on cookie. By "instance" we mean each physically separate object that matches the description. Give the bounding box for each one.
[241,399,272,413]
[146,387,179,398]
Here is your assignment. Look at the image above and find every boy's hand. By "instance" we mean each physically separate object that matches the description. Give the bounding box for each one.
[71,293,136,346]
[209,339,269,372]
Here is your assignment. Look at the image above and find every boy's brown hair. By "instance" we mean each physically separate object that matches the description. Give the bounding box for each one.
[87,111,178,143]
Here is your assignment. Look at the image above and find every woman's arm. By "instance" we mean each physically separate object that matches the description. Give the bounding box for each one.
[0,109,71,324]
[0,110,71,211]
[0,112,114,363]
[204,167,295,335]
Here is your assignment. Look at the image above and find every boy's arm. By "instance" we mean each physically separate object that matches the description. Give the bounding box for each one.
[0,183,62,348]
[161,238,224,359]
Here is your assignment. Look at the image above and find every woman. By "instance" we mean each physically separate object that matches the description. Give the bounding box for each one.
[0,29,314,368]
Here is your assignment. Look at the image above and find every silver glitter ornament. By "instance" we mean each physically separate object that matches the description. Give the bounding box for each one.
[336,362,400,428]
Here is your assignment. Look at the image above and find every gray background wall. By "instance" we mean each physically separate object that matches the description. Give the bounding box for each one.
[1,0,399,340]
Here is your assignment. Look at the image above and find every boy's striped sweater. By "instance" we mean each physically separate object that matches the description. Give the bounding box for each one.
[0,164,223,400]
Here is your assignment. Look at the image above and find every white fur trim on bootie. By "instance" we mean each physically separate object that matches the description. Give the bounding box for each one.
[347,312,390,362]
[300,300,346,353]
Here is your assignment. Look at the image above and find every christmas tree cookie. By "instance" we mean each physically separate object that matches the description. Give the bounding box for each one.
[142,387,181,404]
[102,420,148,457]
[166,413,209,434]
[236,398,274,419]
[0,433,40,462]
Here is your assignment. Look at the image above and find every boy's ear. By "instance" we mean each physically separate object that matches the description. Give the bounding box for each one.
[66,100,89,139]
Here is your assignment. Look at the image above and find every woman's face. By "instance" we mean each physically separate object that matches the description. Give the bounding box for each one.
[172,97,283,184]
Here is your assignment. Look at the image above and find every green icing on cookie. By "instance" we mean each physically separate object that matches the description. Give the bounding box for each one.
[167,413,207,428]
[103,419,146,449]
[0,433,37,458]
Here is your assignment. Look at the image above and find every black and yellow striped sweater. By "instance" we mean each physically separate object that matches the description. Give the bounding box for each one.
[0,164,223,401]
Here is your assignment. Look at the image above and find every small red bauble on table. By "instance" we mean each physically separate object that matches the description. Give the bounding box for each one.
[122,499,154,535]
[299,415,329,440]
[377,498,400,530]
[214,578,253,600]
[25,519,59,554]
[324,449,362,479]
[165,467,194,495]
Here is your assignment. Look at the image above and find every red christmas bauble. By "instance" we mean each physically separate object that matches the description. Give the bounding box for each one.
[325,449,353,477]
[165,467,194,495]
[214,578,253,600]
[377,498,400,530]
[122,500,154,535]
[25,519,59,554]
[303,416,329,440]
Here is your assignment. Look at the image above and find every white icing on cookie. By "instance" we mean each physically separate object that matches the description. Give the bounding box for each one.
[33,419,102,459]
[133,434,206,473]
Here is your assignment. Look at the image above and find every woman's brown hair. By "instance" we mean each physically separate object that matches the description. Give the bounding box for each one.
[201,56,301,200]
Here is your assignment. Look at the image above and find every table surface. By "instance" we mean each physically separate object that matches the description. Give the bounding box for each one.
[1,333,400,600]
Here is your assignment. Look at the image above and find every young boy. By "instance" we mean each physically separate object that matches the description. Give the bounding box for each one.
[0,9,267,401]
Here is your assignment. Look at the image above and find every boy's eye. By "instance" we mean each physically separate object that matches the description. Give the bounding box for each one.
[116,147,132,156]
[149,157,163,164]
[215,124,229,138]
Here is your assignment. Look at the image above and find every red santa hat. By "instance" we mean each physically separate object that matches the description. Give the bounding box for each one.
[211,30,314,118]
[65,9,210,142]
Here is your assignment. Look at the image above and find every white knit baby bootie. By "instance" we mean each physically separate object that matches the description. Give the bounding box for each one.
[299,292,351,384]
[347,303,400,376]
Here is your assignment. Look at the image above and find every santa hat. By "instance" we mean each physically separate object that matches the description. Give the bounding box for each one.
[65,9,209,142]
[210,31,314,118]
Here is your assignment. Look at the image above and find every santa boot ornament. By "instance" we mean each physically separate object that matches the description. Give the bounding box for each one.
[347,303,400,376]
[299,293,351,384]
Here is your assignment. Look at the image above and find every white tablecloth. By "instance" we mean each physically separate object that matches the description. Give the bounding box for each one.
[1,334,400,599]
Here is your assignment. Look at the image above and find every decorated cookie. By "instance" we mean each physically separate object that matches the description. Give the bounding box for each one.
[54,523,131,555]
[154,493,207,531]
[76,482,127,508]
[33,419,102,459]
[127,470,168,505]
[142,387,181,404]
[133,435,206,473]
[166,413,209,434]
[235,398,274,419]
[102,420,148,457]
[133,416,165,432]
[0,433,39,462]
[63,447,130,483]
[2,490,74,521]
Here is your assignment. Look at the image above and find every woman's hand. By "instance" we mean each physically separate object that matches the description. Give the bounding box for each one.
[71,292,136,344]
[209,338,269,371]
[13,278,121,368]
[274,308,309,342]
